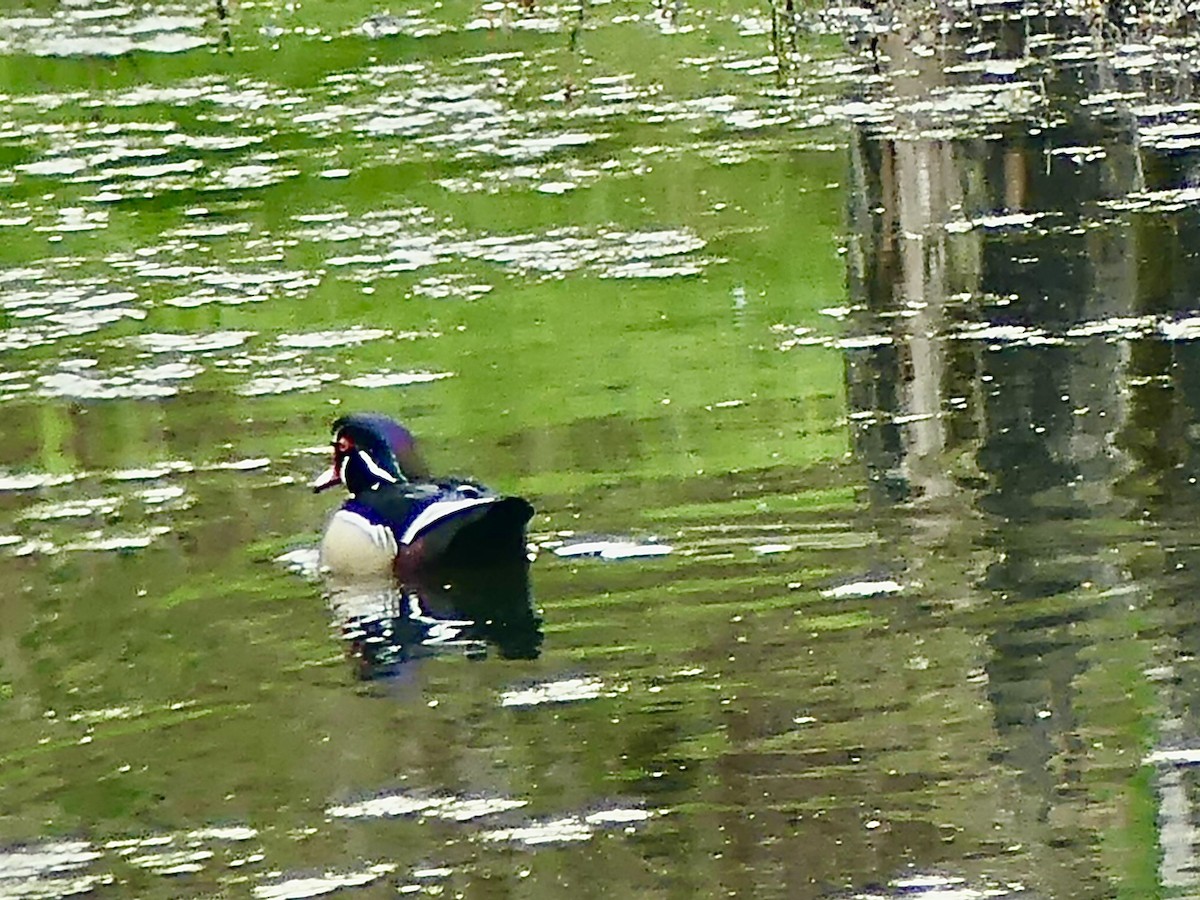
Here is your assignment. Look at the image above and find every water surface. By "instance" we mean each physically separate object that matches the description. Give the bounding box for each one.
[3,1,1200,898]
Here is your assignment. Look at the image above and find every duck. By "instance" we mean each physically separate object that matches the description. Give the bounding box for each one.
[311,412,534,578]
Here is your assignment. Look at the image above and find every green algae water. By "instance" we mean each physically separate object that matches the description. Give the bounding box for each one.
[3,1,1200,897]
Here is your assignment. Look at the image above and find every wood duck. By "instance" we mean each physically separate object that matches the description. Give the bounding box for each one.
[312,413,534,578]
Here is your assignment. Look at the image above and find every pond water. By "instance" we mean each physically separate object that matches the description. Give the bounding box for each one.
[3,1,1200,897]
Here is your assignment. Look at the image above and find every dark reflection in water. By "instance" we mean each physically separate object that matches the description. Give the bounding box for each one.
[331,564,542,680]
[841,2,1200,896]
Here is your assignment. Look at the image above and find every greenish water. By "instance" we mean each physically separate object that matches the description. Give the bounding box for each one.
[3,1,1200,898]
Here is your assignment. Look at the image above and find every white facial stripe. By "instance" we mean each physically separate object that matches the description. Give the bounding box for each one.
[358,449,397,484]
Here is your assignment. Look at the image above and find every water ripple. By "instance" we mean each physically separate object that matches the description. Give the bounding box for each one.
[253,865,396,900]
[327,793,526,822]
[500,676,626,707]
[480,807,656,846]
[0,8,209,59]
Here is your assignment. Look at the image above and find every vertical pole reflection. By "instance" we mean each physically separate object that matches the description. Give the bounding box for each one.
[837,7,1181,892]
[1127,201,1200,895]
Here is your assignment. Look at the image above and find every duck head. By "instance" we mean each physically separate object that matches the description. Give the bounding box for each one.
[311,413,428,495]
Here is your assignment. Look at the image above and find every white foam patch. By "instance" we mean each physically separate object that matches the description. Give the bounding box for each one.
[480,808,656,846]
[820,580,904,599]
[951,324,1057,345]
[408,275,492,300]
[253,864,396,900]
[0,473,77,492]
[1161,317,1200,341]
[186,826,258,842]
[128,848,213,875]
[1065,316,1150,338]
[139,486,188,505]
[833,334,893,349]
[480,817,593,845]
[65,526,171,552]
[600,261,704,279]
[500,677,621,707]
[67,706,141,724]
[0,841,102,881]
[945,211,1046,233]
[553,540,673,560]
[237,372,339,396]
[36,207,109,232]
[0,820,269,896]
[752,543,794,555]
[327,794,526,821]
[277,328,390,349]
[206,458,270,472]
[343,371,453,389]
[16,158,88,176]
[886,872,1026,898]
[37,370,180,400]
[107,462,194,481]
[410,866,453,879]
[21,497,122,520]
[585,808,654,825]
[0,872,113,897]
[131,362,203,382]
[212,164,301,190]
[1146,748,1200,766]
[135,331,256,353]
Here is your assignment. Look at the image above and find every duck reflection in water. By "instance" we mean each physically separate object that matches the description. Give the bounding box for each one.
[312,412,541,678]
[331,564,542,680]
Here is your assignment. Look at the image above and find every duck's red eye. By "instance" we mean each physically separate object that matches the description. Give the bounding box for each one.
[331,435,354,468]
